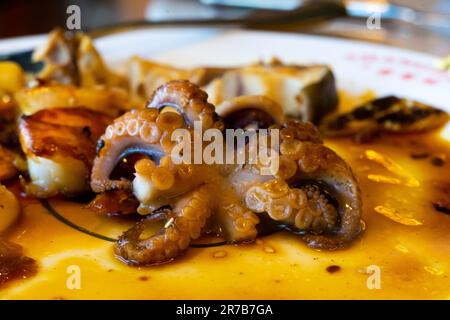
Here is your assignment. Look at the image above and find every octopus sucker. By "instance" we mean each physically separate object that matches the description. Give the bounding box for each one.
[147,80,220,130]
[90,80,363,265]
[217,208,260,243]
[278,183,339,234]
[115,184,215,266]
[242,121,363,249]
[90,108,164,193]
[91,80,224,197]
[288,138,363,248]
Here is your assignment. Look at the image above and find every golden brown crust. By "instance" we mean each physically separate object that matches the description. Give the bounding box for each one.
[87,190,139,215]
[0,239,37,288]
[19,107,112,166]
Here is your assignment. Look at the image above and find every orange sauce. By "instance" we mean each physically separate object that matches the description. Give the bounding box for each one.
[1,92,449,299]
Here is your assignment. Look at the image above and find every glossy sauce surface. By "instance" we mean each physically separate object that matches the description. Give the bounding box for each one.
[1,93,449,299]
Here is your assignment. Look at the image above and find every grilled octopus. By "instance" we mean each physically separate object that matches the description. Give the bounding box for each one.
[90,80,363,266]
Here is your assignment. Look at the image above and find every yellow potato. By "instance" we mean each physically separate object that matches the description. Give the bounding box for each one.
[0,61,25,93]
[15,84,130,116]
[0,185,20,233]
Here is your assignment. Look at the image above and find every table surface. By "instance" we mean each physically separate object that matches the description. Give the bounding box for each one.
[0,0,449,56]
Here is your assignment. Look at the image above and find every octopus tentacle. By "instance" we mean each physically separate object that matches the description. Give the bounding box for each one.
[89,81,364,266]
[115,184,214,265]
[92,80,223,193]
[90,108,182,193]
[214,200,260,243]
[293,184,338,233]
[288,140,362,249]
[147,80,221,130]
[244,121,362,249]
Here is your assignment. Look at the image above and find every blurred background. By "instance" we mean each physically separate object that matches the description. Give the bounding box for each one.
[0,0,449,55]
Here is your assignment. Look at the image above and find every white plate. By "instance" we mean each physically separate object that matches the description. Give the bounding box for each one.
[1,28,449,111]
[1,28,450,300]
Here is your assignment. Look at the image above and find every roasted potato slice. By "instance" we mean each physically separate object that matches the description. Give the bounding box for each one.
[0,62,25,93]
[15,84,130,117]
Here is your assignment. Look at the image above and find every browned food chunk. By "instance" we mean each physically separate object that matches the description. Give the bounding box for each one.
[0,239,37,288]
[19,107,112,197]
[87,190,139,215]
[321,96,449,142]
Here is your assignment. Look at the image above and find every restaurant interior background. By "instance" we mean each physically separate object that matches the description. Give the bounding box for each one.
[0,0,449,55]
